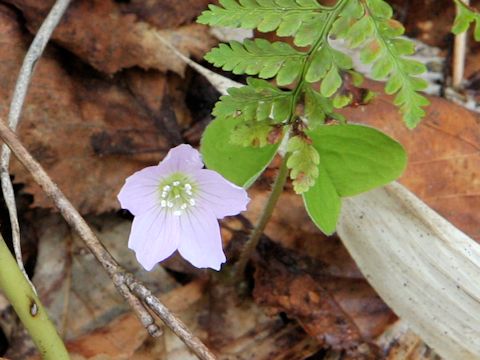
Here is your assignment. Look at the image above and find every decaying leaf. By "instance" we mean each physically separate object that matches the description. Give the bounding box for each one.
[240,188,396,355]
[4,0,216,75]
[375,320,440,360]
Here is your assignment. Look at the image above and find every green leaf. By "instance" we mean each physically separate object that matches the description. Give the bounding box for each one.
[346,15,375,48]
[320,66,342,97]
[371,56,394,79]
[307,124,407,197]
[304,86,334,126]
[302,124,406,235]
[331,0,364,38]
[452,0,476,35]
[302,164,341,235]
[204,39,305,85]
[286,136,320,194]
[331,48,353,69]
[230,119,275,147]
[201,116,280,188]
[198,0,328,46]
[360,39,382,64]
[332,93,353,108]
[344,3,429,127]
[366,0,393,18]
[213,78,292,123]
[305,46,332,83]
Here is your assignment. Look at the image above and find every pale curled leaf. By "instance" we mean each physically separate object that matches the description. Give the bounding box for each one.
[337,182,480,360]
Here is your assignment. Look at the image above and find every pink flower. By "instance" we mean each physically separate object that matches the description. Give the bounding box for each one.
[118,144,250,271]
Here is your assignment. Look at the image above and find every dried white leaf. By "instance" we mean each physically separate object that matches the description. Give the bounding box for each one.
[337,182,480,360]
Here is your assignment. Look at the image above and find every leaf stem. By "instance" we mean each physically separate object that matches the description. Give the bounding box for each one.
[235,154,289,280]
[0,234,69,359]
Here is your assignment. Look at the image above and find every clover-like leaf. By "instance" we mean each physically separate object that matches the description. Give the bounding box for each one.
[302,124,407,234]
[201,116,281,188]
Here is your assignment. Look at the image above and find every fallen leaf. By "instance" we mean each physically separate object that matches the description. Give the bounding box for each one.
[252,234,394,356]
[118,0,212,30]
[4,0,216,75]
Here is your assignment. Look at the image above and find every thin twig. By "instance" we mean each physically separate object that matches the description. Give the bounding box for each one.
[453,0,469,88]
[2,0,72,287]
[0,117,217,360]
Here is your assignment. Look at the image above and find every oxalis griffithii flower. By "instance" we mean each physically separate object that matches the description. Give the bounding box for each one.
[118,144,250,271]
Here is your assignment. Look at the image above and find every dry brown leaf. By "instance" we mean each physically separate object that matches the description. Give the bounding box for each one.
[376,321,440,360]
[0,5,193,213]
[252,236,394,356]
[4,0,216,75]
[118,0,212,30]
[341,90,480,240]
[28,267,322,360]
[237,188,396,355]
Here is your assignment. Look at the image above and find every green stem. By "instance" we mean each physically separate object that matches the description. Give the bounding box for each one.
[235,154,289,280]
[0,235,69,359]
[235,0,348,280]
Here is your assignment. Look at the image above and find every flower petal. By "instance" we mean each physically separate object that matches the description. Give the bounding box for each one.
[161,144,204,172]
[178,206,226,270]
[128,207,180,271]
[117,165,165,216]
[193,169,250,219]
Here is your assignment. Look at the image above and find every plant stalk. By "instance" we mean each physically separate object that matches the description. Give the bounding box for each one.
[0,235,69,359]
[234,0,348,280]
[235,155,289,279]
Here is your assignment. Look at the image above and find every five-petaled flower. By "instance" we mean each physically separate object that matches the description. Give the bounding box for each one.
[118,144,250,271]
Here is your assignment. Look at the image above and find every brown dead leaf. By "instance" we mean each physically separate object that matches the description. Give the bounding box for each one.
[28,273,322,360]
[252,234,394,356]
[0,5,194,213]
[118,0,212,30]
[375,321,441,360]
[4,0,216,75]
[341,87,480,240]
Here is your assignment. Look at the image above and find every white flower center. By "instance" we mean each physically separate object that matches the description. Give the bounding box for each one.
[158,174,197,216]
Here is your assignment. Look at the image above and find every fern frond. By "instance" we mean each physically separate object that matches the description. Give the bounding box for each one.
[338,0,429,128]
[198,0,330,46]
[205,39,306,85]
[213,78,293,123]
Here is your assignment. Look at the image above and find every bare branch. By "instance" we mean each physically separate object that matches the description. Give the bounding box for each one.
[2,0,72,286]
[0,117,217,360]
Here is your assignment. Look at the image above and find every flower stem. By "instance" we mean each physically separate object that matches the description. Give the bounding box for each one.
[234,0,348,281]
[0,234,69,359]
[235,154,289,280]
